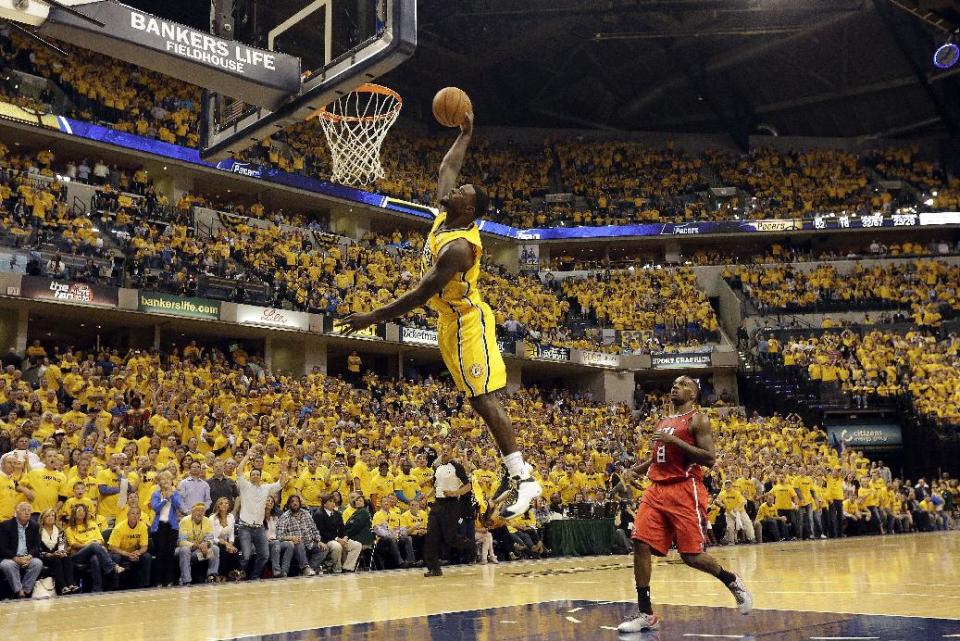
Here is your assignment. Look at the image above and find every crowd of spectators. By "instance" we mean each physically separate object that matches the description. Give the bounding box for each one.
[865,146,945,192]
[1,340,954,598]
[725,259,960,317]
[706,147,877,220]
[3,27,960,229]
[764,329,960,425]
[0,144,729,354]
[1,31,201,147]
[560,267,720,350]
[544,239,959,272]
[0,146,114,263]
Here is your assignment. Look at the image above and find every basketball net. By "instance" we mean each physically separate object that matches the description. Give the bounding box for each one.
[314,83,402,186]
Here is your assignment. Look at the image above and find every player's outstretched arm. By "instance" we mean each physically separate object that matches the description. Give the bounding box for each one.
[436,112,474,204]
[629,458,653,479]
[340,240,474,335]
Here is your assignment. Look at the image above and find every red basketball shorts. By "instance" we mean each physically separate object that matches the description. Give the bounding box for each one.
[632,478,708,556]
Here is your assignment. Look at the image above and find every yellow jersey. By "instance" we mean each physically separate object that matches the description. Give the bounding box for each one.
[422,211,483,319]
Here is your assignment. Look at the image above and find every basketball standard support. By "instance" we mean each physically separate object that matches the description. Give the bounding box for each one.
[0,0,301,109]
[199,0,416,162]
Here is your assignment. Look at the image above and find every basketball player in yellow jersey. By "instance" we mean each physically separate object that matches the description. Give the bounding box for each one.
[342,112,541,519]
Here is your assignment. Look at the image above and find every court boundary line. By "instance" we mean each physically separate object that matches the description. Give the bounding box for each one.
[4,532,958,629]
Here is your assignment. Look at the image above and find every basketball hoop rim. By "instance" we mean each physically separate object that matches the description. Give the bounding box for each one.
[312,83,403,124]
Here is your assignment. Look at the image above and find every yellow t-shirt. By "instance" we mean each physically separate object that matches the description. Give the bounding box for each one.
[857,486,879,507]
[178,515,213,546]
[794,476,815,507]
[369,472,395,501]
[718,488,745,512]
[771,483,796,510]
[756,503,779,520]
[61,496,96,520]
[297,470,327,508]
[22,468,65,514]
[0,474,18,519]
[108,519,149,553]
[371,509,402,530]
[393,472,421,502]
[66,522,104,548]
[399,509,427,531]
[95,469,123,518]
[825,477,844,501]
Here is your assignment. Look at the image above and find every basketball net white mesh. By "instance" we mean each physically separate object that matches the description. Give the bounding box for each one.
[315,84,402,187]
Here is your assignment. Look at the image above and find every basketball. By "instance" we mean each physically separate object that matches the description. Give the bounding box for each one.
[432,86,472,127]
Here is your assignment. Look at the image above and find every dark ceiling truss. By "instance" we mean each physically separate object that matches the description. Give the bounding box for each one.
[387,0,960,139]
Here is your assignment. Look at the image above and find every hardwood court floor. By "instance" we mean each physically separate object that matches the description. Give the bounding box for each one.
[4,532,958,641]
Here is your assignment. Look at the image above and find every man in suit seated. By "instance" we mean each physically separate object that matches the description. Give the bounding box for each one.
[0,502,44,598]
[313,495,362,573]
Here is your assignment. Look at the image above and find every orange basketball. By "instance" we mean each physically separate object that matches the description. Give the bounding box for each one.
[432,87,472,127]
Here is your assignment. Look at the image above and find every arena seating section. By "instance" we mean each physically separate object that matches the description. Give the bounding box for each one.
[1,30,956,230]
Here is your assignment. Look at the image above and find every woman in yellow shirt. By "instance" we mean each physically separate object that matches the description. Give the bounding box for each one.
[64,504,124,591]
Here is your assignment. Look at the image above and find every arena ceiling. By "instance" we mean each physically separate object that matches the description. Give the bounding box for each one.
[380,0,960,143]
[127,0,960,141]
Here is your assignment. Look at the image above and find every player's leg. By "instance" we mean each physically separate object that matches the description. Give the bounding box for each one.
[633,540,653,610]
[677,550,751,614]
[619,489,668,632]
[468,392,517,455]
[670,481,752,614]
[465,303,540,518]
[470,392,541,518]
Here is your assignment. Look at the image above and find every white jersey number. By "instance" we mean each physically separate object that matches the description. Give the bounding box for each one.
[655,427,676,463]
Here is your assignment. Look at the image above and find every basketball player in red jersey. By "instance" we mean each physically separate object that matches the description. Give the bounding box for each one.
[618,376,752,633]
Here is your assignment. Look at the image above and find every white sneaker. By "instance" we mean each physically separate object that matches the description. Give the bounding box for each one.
[726,574,753,614]
[500,464,542,520]
[820,534,827,539]
[617,612,661,632]
[302,567,317,577]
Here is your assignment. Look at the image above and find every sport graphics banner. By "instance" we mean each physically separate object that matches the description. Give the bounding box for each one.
[138,292,221,319]
[20,276,118,307]
[651,352,712,369]
[400,326,439,346]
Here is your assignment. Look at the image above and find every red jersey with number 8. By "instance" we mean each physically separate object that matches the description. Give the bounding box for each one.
[648,409,703,483]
